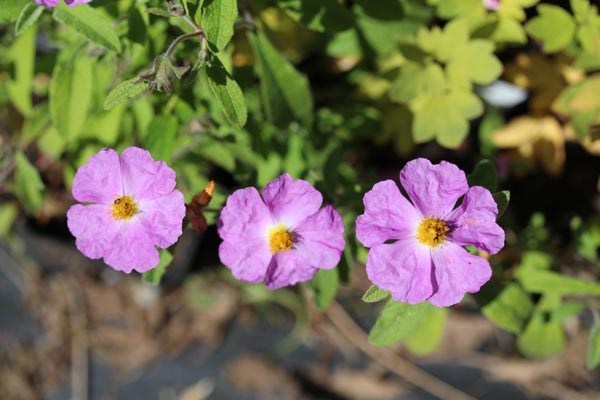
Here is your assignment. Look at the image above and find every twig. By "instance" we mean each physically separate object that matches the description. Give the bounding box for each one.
[326,301,476,400]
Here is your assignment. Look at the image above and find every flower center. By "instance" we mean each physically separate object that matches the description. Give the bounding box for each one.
[268,225,294,254]
[111,196,138,220]
[416,217,449,247]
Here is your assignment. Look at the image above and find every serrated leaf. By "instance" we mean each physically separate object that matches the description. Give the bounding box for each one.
[390,62,445,103]
[14,151,45,215]
[362,285,390,303]
[587,323,600,369]
[15,3,44,36]
[142,250,174,285]
[53,4,122,52]
[468,159,498,192]
[49,56,93,142]
[525,4,576,53]
[368,300,432,346]
[493,191,510,218]
[405,306,448,355]
[482,283,533,333]
[206,55,248,127]
[145,116,178,163]
[103,78,149,110]
[308,268,339,310]
[447,40,502,89]
[248,30,313,127]
[201,0,237,52]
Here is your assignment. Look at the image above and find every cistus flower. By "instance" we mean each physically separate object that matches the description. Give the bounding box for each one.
[67,147,185,273]
[356,158,505,307]
[36,0,92,7]
[218,173,345,289]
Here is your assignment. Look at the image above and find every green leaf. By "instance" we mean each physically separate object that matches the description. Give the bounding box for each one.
[308,268,339,310]
[587,323,600,369]
[551,301,586,324]
[145,116,178,163]
[15,3,44,36]
[525,4,576,53]
[362,285,390,303]
[405,306,448,355]
[6,25,36,116]
[206,55,248,127]
[201,0,237,52]
[446,39,502,89]
[0,203,18,238]
[468,159,498,192]
[277,0,354,32]
[0,0,29,23]
[142,250,174,285]
[493,191,510,218]
[516,268,600,296]
[49,56,93,142]
[103,78,149,111]
[517,313,565,358]
[482,284,533,334]
[14,151,45,215]
[53,4,122,52]
[390,62,445,103]
[248,30,314,127]
[369,300,432,346]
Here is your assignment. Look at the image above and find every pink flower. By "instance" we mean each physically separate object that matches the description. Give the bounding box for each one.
[356,158,505,307]
[36,0,92,8]
[67,147,185,273]
[217,173,345,289]
[483,0,500,11]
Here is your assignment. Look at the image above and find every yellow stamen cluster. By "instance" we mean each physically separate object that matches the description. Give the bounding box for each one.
[111,196,138,220]
[268,225,294,254]
[416,217,449,247]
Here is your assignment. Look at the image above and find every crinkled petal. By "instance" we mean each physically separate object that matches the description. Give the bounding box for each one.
[72,148,122,204]
[138,190,186,249]
[120,147,176,201]
[219,239,272,283]
[399,158,468,218]
[217,187,274,242]
[447,186,505,254]
[294,205,345,269]
[366,240,435,304]
[103,221,159,273]
[65,0,92,5]
[264,251,317,289]
[428,243,492,307]
[67,204,119,259]
[355,180,421,247]
[262,173,322,228]
[36,0,60,7]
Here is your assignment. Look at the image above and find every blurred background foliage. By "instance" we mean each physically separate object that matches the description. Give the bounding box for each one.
[1,0,600,395]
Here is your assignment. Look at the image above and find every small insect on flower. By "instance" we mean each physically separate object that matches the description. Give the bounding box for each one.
[356,158,505,307]
[67,147,185,273]
[217,173,345,289]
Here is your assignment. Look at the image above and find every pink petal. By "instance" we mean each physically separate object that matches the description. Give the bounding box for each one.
[262,173,322,228]
[119,147,176,201]
[219,239,272,283]
[67,204,119,259]
[366,239,435,304]
[103,221,160,273]
[264,251,318,289]
[138,190,186,249]
[447,186,505,254]
[428,242,492,307]
[399,158,468,218]
[72,148,122,204]
[355,180,421,247]
[217,187,274,242]
[294,205,345,269]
